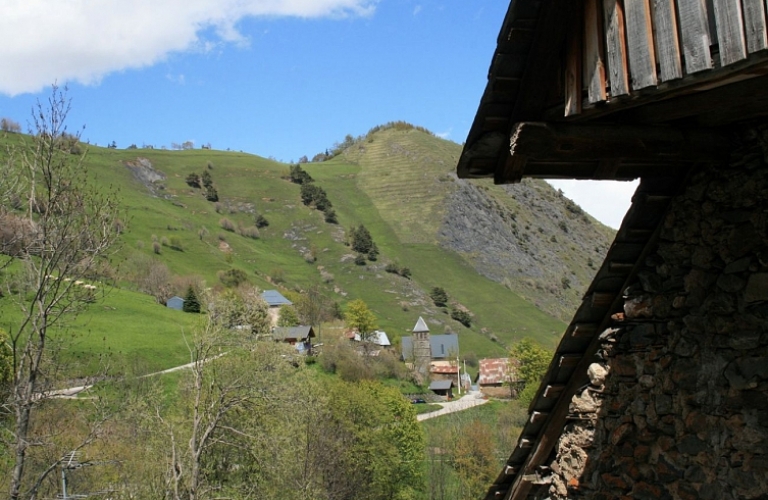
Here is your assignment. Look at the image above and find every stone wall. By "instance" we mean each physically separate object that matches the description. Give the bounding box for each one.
[542,124,768,500]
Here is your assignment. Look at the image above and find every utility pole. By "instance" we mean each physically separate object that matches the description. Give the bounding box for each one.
[457,354,461,395]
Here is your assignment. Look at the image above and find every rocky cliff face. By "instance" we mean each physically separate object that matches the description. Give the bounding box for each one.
[439,177,613,322]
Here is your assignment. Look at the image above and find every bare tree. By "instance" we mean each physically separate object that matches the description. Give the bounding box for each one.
[1,86,121,500]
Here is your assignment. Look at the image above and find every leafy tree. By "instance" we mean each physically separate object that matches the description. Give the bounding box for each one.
[453,420,499,497]
[430,286,448,307]
[0,328,13,391]
[0,117,21,133]
[345,299,377,338]
[2,87,121,500]
[300,182,331,211]
[510,338,552,405]
[277,305,299,327]
[183,285,201,313]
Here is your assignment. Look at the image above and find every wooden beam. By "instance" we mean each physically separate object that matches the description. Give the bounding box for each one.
[571,323,598,338]
[507,122,730,164]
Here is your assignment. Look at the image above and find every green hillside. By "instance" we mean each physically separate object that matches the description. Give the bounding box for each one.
[0,123,617,376]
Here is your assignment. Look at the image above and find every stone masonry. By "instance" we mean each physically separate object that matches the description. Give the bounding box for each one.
[540,124,768,500]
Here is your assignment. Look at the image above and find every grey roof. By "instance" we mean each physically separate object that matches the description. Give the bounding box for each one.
[272,326,314,341]
[261,290,293,307]
[412,316,429,333]
[401,334,459,360]
[429,379,455,391]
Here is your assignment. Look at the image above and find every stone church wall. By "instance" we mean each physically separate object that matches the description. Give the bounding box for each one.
[542,124,768,500]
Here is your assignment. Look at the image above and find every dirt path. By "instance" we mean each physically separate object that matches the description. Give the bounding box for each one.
[416,390,489,421]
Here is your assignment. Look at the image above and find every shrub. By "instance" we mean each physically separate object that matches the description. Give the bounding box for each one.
[324,208,338,224]
[169,236,183,251]
[384,263,399,274]
[289,164,313,184]
[239,225,260,239]
[349,225,373,254]
[219,218,236,232]
[201,170,213,188]
[399,267,411,279]
[451,307,472,327]
[219,268,248,287]
[152,241,161,254]
[205,186,219,202]
[354,254,366,266]
[255,214,269,228]
[430,287,448,307]
[185,173,201,188]
[160,236,170,247]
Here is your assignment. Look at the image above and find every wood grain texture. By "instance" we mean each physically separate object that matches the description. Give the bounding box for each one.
[677,0,714,73]
[584,0,608,103]
[742,0,768,53]
[625,0,659,88]
[712,0,747,65]
[603,0,631,95]
[652,0,683,81]
[565,4,584,116]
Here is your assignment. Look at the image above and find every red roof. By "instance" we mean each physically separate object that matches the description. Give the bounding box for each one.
[477,358,517,385]
[431,365,459,374]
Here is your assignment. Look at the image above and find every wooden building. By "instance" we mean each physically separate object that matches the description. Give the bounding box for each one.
[458,1,768,499]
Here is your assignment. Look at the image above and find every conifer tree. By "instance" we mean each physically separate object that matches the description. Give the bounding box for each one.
[183,285,201,313]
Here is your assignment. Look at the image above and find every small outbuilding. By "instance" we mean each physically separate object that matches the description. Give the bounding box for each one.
[428,379,455,399]
[166,296,184,311]
[272,325,315,354]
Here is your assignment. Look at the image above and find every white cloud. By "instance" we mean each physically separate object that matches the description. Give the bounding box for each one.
[546,179,639,230]
[435,128,451,139]
[413,5,422,15]
[0,0,377,95]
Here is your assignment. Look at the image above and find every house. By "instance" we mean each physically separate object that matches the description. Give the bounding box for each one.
[166,296,184,311]
[271,325,315,354]
[428,379,455,399]
[260,290,292,307]
[261,290,292,326]
[346,329,391,347]
[476,358,518,398]
[429,361,459,382]
[457,0,768,498]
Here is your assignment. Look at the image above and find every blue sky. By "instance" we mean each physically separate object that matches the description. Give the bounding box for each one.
[0,0,636,228]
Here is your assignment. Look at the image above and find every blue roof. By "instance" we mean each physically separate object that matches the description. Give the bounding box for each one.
[401,334,459,360]
[261,290,293,307]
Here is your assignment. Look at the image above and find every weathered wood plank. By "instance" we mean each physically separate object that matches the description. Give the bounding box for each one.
[625,0,658,89]
[677,0,714,73]
[742,0,768,53]
[712,0,747,65]
[603,0,631,95]
[584,0,607,103]
[565,4,583,116]
[652,0,683,80]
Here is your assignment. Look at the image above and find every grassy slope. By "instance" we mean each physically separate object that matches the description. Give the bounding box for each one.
[1,128,575,379]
